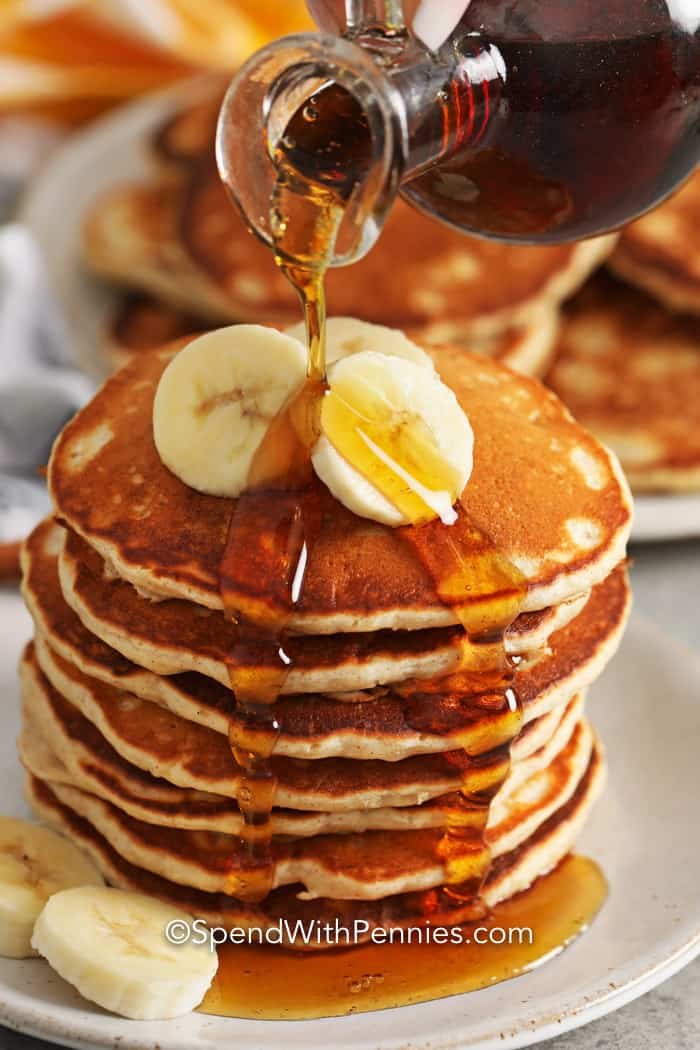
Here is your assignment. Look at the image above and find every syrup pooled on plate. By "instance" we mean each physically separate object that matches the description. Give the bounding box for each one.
[203,854,607,1020]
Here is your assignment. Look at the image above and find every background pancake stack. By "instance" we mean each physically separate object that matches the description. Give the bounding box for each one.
[18,338,631,945]
[81,78,613,378]
[546,173,700,494]
[78,79,700,499]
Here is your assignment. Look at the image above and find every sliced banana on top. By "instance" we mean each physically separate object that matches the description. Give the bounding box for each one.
[153,325,307,498]
[313,351,473,527]
[0,815,103,958]
[286,317,435,371]
[32,886,218,1020]
[152,320,471,524]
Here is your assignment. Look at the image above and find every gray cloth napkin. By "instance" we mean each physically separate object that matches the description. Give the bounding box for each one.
[0,223,95,543]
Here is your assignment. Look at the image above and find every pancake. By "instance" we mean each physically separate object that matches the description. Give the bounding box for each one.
[24,633,600,815]
[21,645,513,812]
[451,309,560,379]
[546,273,700,491]
[609,171,700,315]
[84,143,614,336]
[180,158,615,337]
[104,294,206,371]
[84,183,241,322]
[23,713,594,901]
[26,747,605,943]
[48,344,631,628]
[57,525,627,700]
[21,518,596,734]
[151,86,224,167]
[19,651,585,837]
[104,294,559,378]
[30,602,598,791]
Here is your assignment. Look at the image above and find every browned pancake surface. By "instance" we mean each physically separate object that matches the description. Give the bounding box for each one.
[27,752,602,942]
[183,159,611,334]
[610,171,700,313]
[48,345,631,624]
[547,274,700,488]
[108,294,205,357]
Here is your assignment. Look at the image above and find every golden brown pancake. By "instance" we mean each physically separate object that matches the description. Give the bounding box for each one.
[57,525,627,698]
[26,750,605,942]
[104,294,206,371]
[180,158,615,337]
[54,524,629,710]
[609,170,700,315]
[24,626,602,815]
[23,521,606,759]
[450,310,560,378]
[19,648,584,836]
[151,86,224,167]
[21,672,583,835]
[48,344,631,627]
[83,183,240,322]
[546,273,700,492]
[104,294,559,378]
[85,88,614,337]
[22,715,595,901]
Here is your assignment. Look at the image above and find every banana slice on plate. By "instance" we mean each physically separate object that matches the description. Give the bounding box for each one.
[286,316,435,370]
[32,886,218,1020]
[314,350,473,527]
[0,816,103,958]
[153,325,307,497]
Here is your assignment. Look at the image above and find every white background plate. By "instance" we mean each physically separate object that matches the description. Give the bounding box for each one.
[18,89,700,544]
[1,586,699,1050]
[632,493,700,543]
[17,80,214,380]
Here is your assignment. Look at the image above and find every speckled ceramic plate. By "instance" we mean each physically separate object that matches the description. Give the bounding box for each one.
[1,585,699,1049]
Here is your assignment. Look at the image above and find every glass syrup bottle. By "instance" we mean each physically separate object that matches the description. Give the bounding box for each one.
[217,0,700,263]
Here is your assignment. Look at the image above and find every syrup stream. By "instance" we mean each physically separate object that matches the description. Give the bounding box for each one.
[218,88,584,936]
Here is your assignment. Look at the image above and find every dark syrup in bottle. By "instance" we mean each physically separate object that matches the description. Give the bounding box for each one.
[405,0,700,241]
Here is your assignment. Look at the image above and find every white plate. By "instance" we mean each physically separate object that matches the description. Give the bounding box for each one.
[1,587,699,1050]
[632,493,700,544]
[18,79,217,380]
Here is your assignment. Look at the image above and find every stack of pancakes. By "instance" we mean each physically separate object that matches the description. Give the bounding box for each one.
[19,340,631,944]
[83,78,614,376]
[546,172,700,494]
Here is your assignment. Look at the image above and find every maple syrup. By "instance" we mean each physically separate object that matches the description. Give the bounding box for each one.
[219,127,339,903]
[263,2,700,244]
[404,3,700,241]
[202,854,607,1019]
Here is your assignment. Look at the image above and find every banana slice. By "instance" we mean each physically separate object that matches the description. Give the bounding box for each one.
[153,325,307,497]
[0,816,103,958]
[32,886,218,1020]
[286,317,435,371]
[313,350,473,526]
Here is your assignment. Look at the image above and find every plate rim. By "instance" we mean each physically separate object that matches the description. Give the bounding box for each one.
[1,935,700,1050]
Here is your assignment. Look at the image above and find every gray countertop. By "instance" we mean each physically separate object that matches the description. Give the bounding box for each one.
[2,536,699,1050]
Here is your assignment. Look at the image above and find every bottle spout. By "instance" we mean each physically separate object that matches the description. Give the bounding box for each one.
[216,33,409,268]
